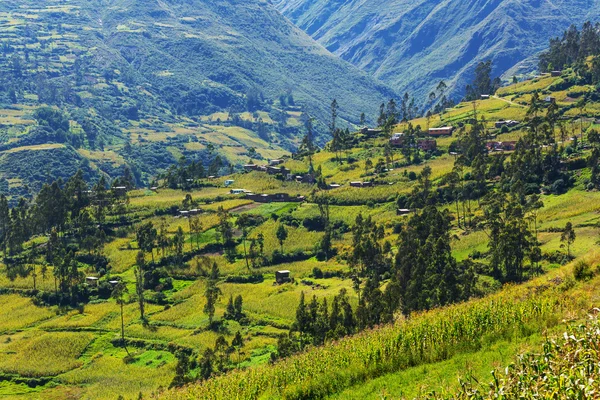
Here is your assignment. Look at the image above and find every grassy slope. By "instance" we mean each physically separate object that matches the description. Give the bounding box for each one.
[0,72,599,399]
[0,0,395,198]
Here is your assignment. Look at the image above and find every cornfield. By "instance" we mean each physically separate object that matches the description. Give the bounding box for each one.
[427,314,600,399]
[165,281,577,400]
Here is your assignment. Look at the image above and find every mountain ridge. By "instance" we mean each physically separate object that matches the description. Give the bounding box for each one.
[275,0,600,103]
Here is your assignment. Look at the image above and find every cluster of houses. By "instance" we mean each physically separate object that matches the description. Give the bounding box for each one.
[495,120,520,129]
[389,132,438,151]
[245,192,305,203]
[244,160,316,184]
[486,141,517,152]
[243,161,291,177]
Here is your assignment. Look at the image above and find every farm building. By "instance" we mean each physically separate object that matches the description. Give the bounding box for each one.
[551,70,562,77]
[86,277,99,287]
[417,139,437,151]
[495,120,520,128]
[276,270,291,284]
[225,180,235,187]
[361,127,383,136]
[390,132,405,147]
[428,126,454,136]
[246,193,305,203]
[486,141,517,152]
[350,181,373,188]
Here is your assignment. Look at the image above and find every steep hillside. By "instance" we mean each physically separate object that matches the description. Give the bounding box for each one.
[276,0,600,102]
[0,0,396,198]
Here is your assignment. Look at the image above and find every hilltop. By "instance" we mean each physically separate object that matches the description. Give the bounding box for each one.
[276,0,600,101]
[0,0,395,199]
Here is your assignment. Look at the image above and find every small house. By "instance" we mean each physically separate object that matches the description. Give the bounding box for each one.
[495,120,520,129]
[276,270,291,284]
[150,186,159,192]
[269,159,284,166]
[551,70,562,77]
[480,94,490,99]
[112,186,128,197]
[418,139,437,152]
[350,181,373,188]
[361,127,383,136]
[329,184,341,189]
[224,180,235,187]
[244,164,258,171]
[390,132,405,147]
[397,209,411,216]
[86,277,99,287]
[230,189,246,195]
[428,126,454,136]
[544,96,556,103]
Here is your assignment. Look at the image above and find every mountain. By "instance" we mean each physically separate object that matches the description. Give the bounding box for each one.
[275,0,600,103]
[0,0,395,199]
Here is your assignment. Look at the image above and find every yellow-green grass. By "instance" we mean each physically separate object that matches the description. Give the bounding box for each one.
[220,278,358,323]
[59,345,175,400]
[330,330,554,400]
[2,143,65,153]
[164,252,600,400]
[0,295,54,332]
[496,75,558,96]
[244,219,323,255]
[128,188,228,209]
[0,331,94,377]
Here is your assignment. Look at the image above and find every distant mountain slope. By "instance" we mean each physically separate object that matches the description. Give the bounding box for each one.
[0,0,397,198]
[276,0,600,102]
[89,0,396,124]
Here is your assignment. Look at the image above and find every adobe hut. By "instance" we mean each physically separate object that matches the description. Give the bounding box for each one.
[276,270,291,284]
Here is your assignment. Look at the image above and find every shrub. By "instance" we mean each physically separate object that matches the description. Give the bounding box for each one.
[312,267,324,279]
[573,261,594,281]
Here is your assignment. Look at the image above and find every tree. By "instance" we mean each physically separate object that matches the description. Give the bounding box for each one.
[364,159,373,175]
[136,222,157,262]
[216,207,236,262]
[204,262,222,326]
[198,348,215,381]
[276,224,288,253]
[173,227,185,264]
[134,251,146,322]
[231,331,244,369]
[111,281,130,355]
[561,222,576,259]
[236,214,252,271]
[189,216,202,251]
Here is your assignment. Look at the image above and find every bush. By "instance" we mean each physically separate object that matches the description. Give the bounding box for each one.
[573,261,594,281]
[224,274,264,284]
[312,267,324,279]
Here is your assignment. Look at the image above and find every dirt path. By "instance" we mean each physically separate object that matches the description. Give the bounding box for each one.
[493,95,526,108]
[229,202,260,214]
